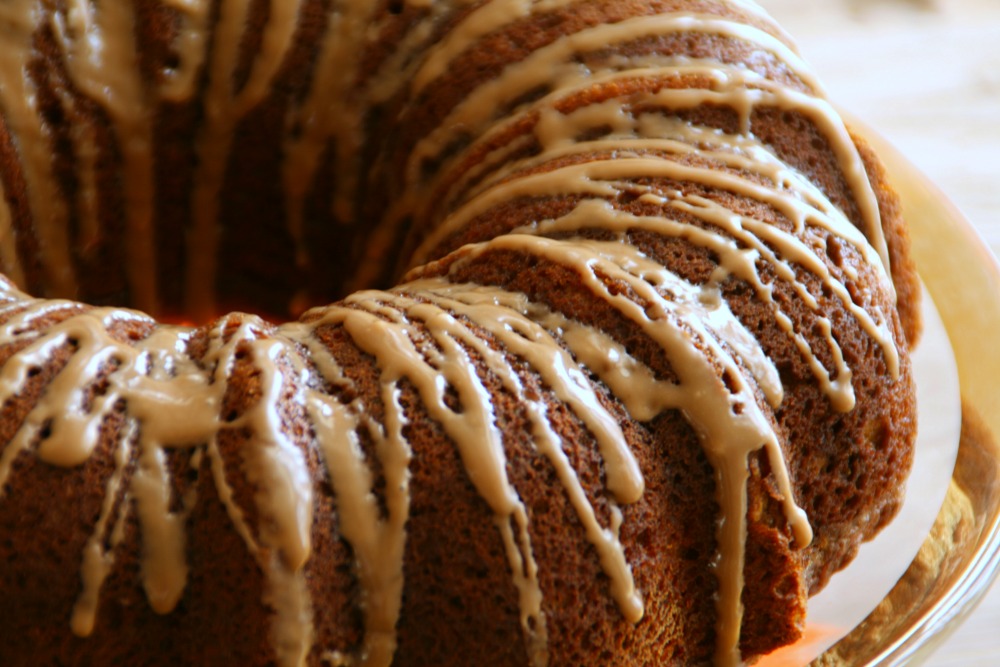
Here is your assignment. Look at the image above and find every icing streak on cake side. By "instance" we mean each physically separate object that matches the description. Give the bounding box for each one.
[0,256,813,666]
[0,1,918,666]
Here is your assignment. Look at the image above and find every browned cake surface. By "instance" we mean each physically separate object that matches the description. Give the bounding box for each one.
[0,0,918,665]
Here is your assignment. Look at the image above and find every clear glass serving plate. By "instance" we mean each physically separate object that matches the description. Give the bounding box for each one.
[812,129,1000,665]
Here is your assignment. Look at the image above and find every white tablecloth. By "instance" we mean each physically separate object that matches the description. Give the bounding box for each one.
[756,1,1000,664]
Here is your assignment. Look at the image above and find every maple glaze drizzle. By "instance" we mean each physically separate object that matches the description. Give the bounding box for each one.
[0,1,906,665]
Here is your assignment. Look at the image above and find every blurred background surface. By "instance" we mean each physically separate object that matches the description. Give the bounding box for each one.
[758,1,1000,664]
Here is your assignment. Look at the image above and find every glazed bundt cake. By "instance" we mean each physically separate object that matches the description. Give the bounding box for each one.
[0,0,920,665]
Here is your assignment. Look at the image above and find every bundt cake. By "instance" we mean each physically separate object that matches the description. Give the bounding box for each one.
[0,0,921,664]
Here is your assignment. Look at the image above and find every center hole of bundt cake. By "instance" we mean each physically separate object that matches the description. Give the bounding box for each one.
[75,226,387,327]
